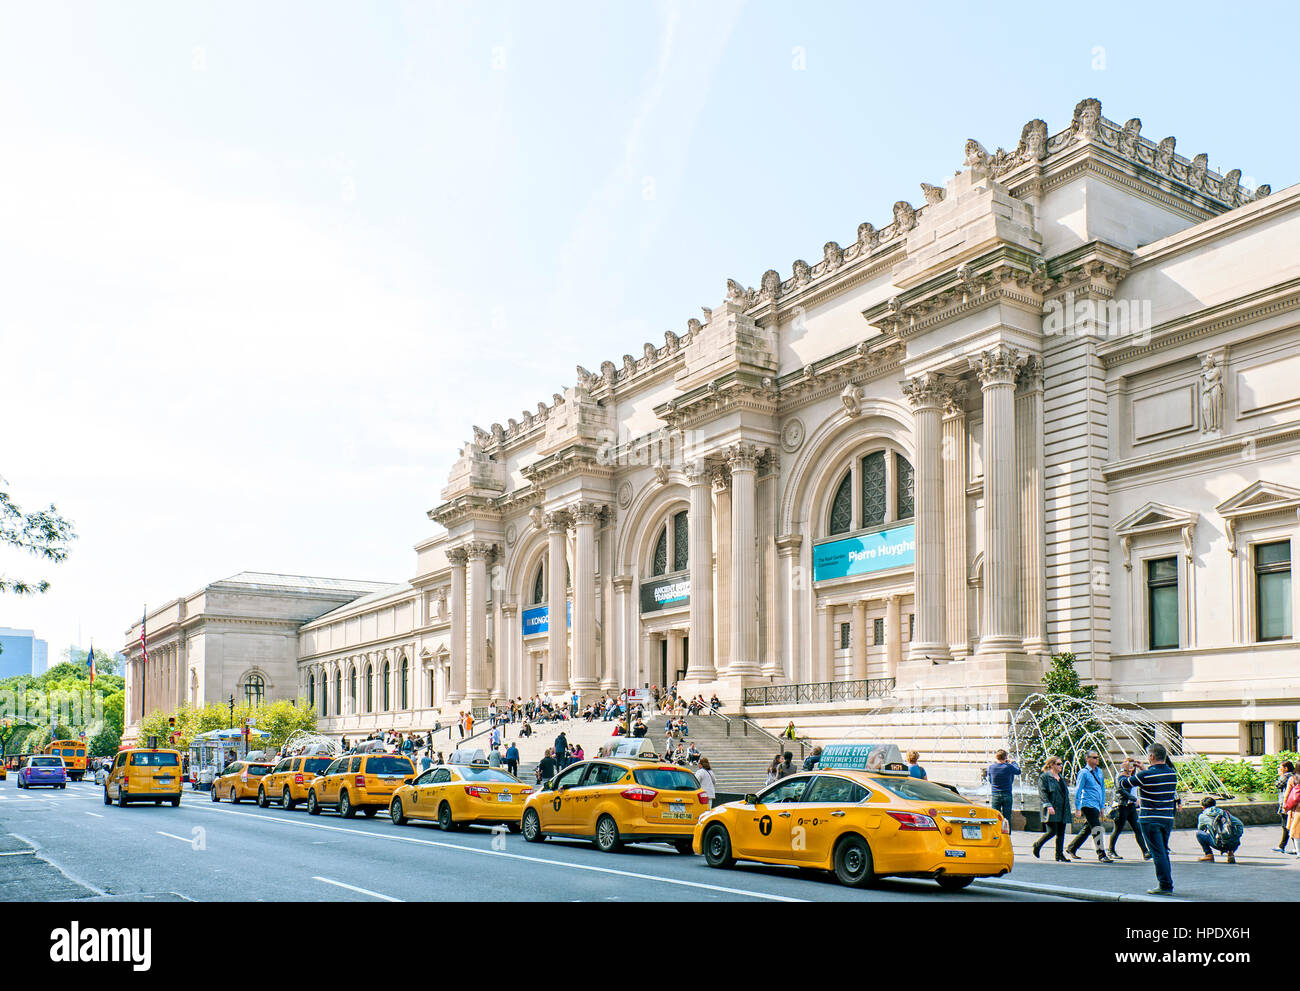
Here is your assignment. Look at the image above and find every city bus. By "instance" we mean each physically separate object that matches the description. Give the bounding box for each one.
[44,740,88,781]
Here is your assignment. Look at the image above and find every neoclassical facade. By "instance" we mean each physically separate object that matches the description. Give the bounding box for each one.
[208,99,1300,763]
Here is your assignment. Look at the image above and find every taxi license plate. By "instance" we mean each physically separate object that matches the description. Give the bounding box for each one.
[669,803,685,814]
[157,776,173,783]
[497,793,513,802]
[962,825,981,840]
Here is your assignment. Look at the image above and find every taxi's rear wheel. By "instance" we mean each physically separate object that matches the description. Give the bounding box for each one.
[103,787,111,806]
[390,797,407,825]
[117,788,128,808]
[703,824,734,868]
[339,792,356,818]
[522,808,544,842]
[170,797,181,807]
[210,785,219,802]
[282,787,296,810]
[594,814,622,853]
[438,802,455,831]
[230,787,239,804]
[833,834,876,888]
[257,787,269,809]
[936,875,974,891]
[307,791,321,815]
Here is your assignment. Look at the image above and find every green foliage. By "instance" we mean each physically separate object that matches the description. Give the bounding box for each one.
[139,699,316,753]
[64,646,124,677]
[0,661,126,755]
[1261,751,1299,784]
[1020,652,1105,783]
[0,475,76,595]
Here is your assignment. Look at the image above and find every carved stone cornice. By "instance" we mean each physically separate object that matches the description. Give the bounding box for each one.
[519,448,615,489]
[656,375,779,433]
[428,494,504,530]
[969,345,1026,388]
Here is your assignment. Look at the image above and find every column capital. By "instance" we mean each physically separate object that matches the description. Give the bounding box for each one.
[775,533,804,557]
[710,464,731,492]
[942,379,969,417]
[612,574,634,592]
[447,547,469,567]
[1016,354,1044,394]
[726,442,764,472]
[500,602,517,617]
[464,540,497,562]
[901,371,957,411]
[969,344,1026,388]
[545,510,571,532]
[684,459,714,486]
[569,501,604,525]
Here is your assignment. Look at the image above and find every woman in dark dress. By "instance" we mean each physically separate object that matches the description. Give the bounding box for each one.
[1033,756,1072,862]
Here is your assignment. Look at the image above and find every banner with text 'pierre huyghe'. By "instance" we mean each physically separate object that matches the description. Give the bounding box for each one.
[811,524,915,582]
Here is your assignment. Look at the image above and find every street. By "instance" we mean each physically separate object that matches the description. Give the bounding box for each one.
[0,780,1065,903]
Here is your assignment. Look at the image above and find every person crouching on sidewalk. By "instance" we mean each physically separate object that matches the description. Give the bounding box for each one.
[1195,797,1242,863]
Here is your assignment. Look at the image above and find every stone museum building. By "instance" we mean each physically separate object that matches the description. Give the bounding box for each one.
[123,99,1300,766]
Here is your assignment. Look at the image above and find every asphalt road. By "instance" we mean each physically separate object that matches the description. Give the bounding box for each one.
[0,779,1065,903]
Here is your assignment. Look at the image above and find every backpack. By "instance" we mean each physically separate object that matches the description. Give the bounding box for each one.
[1212,808,1244,844]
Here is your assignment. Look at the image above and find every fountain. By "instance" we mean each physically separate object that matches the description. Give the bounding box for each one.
[282,730,341,757]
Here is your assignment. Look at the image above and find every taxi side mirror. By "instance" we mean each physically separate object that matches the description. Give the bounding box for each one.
[403,777,414,785]
[744,794,759,805]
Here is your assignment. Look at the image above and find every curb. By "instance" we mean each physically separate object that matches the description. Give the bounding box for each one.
[973,876,1178,903]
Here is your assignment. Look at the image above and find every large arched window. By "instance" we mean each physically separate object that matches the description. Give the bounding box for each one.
[532,564,545,604]
[320,673,328,717]
[349,665,357,715]
[827,449,915,536]
[307,672,315,709]
[382,660,391,711]
[650,509,689,576]
[365,663,373,713]
[334,669,342,715]
[400,657,409,709]
[245,673,265,707]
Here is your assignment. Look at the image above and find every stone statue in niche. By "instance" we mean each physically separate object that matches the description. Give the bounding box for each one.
[1199,351,1223,433]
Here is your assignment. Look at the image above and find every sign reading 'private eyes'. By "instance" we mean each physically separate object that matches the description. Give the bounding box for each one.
[812,524,915,582]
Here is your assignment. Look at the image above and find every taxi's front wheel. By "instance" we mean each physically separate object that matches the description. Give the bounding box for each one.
[390,797,407,825]
[594,814,622,853]
[307,791,321,815]
[257,787,270,809]
[702,825,734,868]
[833,834,876,888]
[210,786,219,802]
[102,787,111,806]
[522,808,544,842]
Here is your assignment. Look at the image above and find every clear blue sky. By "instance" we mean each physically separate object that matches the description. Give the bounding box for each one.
[1,0,1294,658]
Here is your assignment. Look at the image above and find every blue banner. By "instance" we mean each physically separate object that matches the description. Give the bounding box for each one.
[521,600,571,637]
[812,524,915,582]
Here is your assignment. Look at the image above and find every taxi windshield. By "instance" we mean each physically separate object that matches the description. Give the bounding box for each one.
[366,757,414,776]
[131,752,179,766]
[633,768,700,791]
[871,776,966,803]
[456,767,516,782]
[302,759,333,774]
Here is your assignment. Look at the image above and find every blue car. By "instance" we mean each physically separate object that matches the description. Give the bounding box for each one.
[17,755,68,789]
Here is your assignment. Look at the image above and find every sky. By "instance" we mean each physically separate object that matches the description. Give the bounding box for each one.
[1,0,1296,661]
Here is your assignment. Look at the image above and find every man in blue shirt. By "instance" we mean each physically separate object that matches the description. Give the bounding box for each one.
[1066,750,1113,862]
[906,750,926,779]
[1135,743,1179,894]
[986,750,1020,828]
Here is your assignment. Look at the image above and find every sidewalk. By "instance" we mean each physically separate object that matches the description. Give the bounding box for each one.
[977,824,1299,902]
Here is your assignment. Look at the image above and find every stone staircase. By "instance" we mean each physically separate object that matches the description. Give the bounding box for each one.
[642,710,805,796]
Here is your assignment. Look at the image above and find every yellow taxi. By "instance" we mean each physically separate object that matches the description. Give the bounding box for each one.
[307,753,415,818]
[389,761,532,831]
[210,760,275,804]
[103,748,184,807]
[520,756,706,853]
[258,754,335,809]
[693,745,1013,890]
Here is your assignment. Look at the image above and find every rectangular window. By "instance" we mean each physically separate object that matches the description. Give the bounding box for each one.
[873,617,884,646]
[1248,721,1266,757]
[672,511,689,573]
[1255,540,1292,642]
[1147,557,1179,650]
[907,613,914,642]
[861,450,886,527]
[895,453,915,521]
[1283,721,1298,754]
[839,623,850,650]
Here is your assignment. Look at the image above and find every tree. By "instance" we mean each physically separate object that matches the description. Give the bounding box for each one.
[1018,652,1105,783]
[140,699,316,753]
[64,646,122,677]
[0,476,76,594]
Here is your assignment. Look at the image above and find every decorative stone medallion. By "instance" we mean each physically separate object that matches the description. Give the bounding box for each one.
[617,481,633,509]
[780,417,805,453]
[505,524,517,547]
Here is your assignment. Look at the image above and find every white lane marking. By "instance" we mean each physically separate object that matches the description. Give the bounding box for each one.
[313,876,402,902]
[194,805,805,902]
[0,850,37,857]
[84,812,104,818]
[156,830,194,844]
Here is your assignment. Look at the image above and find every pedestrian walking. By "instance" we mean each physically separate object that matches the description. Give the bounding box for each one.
[537,747,557,784]
[1032,756,1071,862]
[554,730,568,769]
[1283,773,1300,853]
[1066,750,1113,862]
[1195,797,1243,863]
[504,742,519,778]
[695,757,717,809]
[1274,760,1296,853]
[906,750,927,779]
[986,749,1020,828]
[1107,758,1150,861]
[1134,742,1179,895]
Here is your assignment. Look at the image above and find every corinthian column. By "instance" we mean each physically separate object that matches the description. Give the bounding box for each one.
[570,502,600,692]
[1017,356,1048,654]
[465,541,494,703]
[447,548,467,704]
[971,344,1026,653]
[728,443,762,676]
[545,511,569,692]
[685,460,716,680]
[901,372,952,662]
